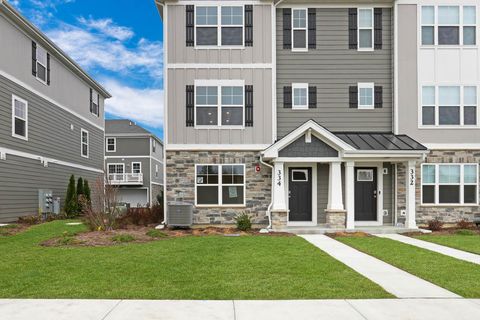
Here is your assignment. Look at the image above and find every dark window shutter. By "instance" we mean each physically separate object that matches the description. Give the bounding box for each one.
[308,86,317,108]
[89,88,93,113]
[348,8,358,49]
[245,5,253,47]
[186,85,195,126]
[374,8,382,49]
[374,86,383,108]
[283,8,292,49]
[308,8,316,49]
[245,85,253,126]
[32,41,37,76]
[349,86,358,108]
[284,86,292,108]
[186,5,195,47]
[46,53,51,85]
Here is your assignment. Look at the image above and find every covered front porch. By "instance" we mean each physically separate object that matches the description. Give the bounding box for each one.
[262,120,428,232]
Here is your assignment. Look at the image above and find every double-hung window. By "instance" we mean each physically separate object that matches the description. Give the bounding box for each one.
[292,8,307,51]
[421,86,478,126]
[132,162,141,174]
[152,139,156,152]
[422,164,478,205]
[108,163,124,181]
[35,45,48,83]
[12,95,28,140]
[292,83,308,110]
[90,90,100,117]
[106,138,116,152]
[358,83,374,109]
[358,8,374,50]
[196,6,243,46]
[196,164,245,206]
[81,129,89,158]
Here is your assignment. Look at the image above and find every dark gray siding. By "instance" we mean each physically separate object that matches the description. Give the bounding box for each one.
[105,157,151,189]
[276,8,393,138]
[317,163,329,224]
[106,137,150,157]
[0,75,104,169]
[383,163,394,225]
[279,135,338,157]
[151,158,164,184]
[0,155,101,222]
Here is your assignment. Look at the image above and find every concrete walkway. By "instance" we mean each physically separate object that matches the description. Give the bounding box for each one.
[377,234,480,265]
[300,235,459,298]
[1,299,480,320]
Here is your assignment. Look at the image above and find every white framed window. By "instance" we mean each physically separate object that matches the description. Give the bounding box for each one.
[195,164,245,206]
[106,137,116,152]
[292,8,308,51]
[195,80,244,128]
[155,164,159,178]
[422,164,478,205]
[152,139,156,152]
[421,5,477,46]
[357,169,374,181]
[358,83,375,109]
[81,129,89,158]
[35,45,48,84]
[292,83,308,110]
[195,5,243,47]
[358,8,374,50]
[108,163,124,181]
[421,85,478,126]
[291,169,308,182]
[11,95,28,140]
[91,90,100,117]
[132,162,142,174]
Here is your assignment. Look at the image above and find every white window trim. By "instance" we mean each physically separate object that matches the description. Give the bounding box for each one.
[132,162,142,174]
[421,163,479,206]
[106,137,116,152]
[153,139,156,152]
[91,90,100,117]
[292,83,309,110]
[358,82,375,110]
[419,85,479,128]
[11,95,28,141]
[108,163,125,175]
[291,8,308,52]
[155,164,159,177]
[194,79,245,129]
[35,45,48,85]
[420,5,477,47]
[357,8,374,51]
[357,169,374,181]
[81,128,89,158]
[194,5,245,49]
[195,163,246,207]
[291,169,308,181]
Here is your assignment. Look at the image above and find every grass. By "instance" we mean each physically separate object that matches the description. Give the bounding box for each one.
[111,234,135,243]
[337,236,480,298]
[146,229,168,238]
[414,232,480,255]
[0,220,390,299]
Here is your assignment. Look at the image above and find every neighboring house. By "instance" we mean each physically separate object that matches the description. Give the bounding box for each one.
[0,0,111,222]
[105,119,164,207]
[157,0,478,230]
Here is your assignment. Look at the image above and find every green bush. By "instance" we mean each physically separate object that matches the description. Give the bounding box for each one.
[112,234,135,243]
[83,179,91,203]
[146,229,168,238]
[235,212,252,231]
[76,177,84,196]
[64,175,78,217]
[456,229,475,236]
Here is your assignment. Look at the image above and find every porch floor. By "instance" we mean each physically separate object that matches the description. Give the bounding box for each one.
[277,225,428,235]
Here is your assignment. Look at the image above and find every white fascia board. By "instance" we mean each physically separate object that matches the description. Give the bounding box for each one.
[166,144,269,151]
[424,144,480,150]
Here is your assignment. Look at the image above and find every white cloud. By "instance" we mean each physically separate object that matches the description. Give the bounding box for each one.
[103,79,163,128]
[29,0,74,9]
[77,16,134,41]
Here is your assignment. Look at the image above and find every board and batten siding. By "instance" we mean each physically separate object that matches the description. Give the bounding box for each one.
[0,155,102,222]
[167,68,273,145]
[0,13,105,127]
[276,8,393,138]
[0,74,104,169]
[166,4,272,65]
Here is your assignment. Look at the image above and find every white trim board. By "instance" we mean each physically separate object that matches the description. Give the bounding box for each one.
[105,155,164,163]
[166,144,270,151]
[0,70,104,131]
[424,144,480,150]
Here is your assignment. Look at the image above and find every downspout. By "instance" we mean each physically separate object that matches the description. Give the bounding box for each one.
[260,154,274,232]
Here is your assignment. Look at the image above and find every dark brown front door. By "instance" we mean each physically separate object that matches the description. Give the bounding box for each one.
[288,168,312,222]
[354,168,377,221]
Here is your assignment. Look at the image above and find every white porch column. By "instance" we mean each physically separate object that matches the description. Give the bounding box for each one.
[345,161,355,229]
[327,161,344,211]
[405,160,417,228]
[272,161,287,211]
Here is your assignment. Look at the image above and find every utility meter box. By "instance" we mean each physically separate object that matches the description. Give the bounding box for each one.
[38,189,54,214]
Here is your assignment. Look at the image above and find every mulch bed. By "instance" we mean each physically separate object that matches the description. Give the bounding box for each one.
[326,231,371,238]
[0,224,31,237]
[41,225,293,247]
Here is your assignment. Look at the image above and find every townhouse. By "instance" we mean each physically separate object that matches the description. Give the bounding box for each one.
[156,0,479,230]
[105,119,164,207]
[0,0,111,222]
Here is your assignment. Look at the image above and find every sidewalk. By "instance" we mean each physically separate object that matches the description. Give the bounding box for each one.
[376,234,480,265]
[1,299,480,320]
[300,235,459,298]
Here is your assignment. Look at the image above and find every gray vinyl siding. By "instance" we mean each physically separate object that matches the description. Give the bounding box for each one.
[166,4,272,64]
[0,13,105,127]
[151,137,164,160]
[105,157,151,189]
[151,158,164,184]
[276,8,393,138]
[317,163,329,224]
[383,163,394,225]
[0,155,101,222]
[106,137,150,157]
[0,74,104,169]
[167,68,273,145]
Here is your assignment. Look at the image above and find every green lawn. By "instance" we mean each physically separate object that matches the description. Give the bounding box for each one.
[337,236,480,298]
[414,233,480,255]
[0,221,390,299]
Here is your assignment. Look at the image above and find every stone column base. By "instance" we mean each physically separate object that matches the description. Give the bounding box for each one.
[271,210,288,230]
[325,209,347,229]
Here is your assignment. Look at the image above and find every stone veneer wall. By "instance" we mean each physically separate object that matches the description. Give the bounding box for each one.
[166,151,271,225]
[397,150,480,224]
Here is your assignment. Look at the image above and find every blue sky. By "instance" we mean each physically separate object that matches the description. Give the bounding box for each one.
[10,0,165,139]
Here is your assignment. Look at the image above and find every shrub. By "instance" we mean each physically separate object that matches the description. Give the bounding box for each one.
[456,229,475,236]
[76,177,84,196]
[427,219,444,231]
[64,175,78,217]
[59,231,76,245]
[235,212,252,231]
[146,229,168,238]
[17,215,42,225]
[83,179,91,203]
[83,174,120,231]
[116,205,164,227]
[457,219,473,229]
[112,234,135,243]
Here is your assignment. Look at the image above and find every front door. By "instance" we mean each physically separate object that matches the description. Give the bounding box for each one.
[288,168,312,222]
[354,168,377,221]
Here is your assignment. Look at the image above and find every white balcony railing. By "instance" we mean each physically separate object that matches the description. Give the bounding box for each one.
[108,173,143,185]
